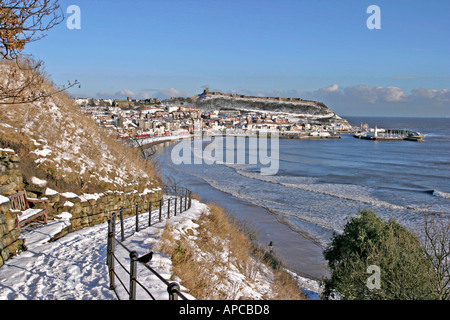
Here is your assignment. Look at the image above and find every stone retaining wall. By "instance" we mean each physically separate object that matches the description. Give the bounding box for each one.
[0,148,163,267]
[0,199,26,267]
[0,148,26,267]
[0,148,24,195]
[48,188,163,240]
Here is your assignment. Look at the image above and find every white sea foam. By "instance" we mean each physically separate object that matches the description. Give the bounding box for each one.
[235,169,408,211]
[434,190,450,199]
[163,132,450,248]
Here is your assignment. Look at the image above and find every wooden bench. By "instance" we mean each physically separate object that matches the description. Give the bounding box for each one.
[8,190,48,231]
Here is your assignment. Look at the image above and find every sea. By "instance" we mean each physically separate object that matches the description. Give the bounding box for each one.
[153,117,450,280]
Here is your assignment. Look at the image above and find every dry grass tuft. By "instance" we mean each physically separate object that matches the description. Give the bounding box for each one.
[158,202,305,300]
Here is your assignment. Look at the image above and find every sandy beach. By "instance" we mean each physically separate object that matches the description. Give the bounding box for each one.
[147,138,330,281]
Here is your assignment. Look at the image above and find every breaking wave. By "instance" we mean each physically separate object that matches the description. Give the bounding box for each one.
[234,169,410,212]
[434,190,450,199]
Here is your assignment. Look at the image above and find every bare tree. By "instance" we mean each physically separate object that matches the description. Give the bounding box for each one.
[163,175,186,196]
[422,213,450,300]
[0,0,79,105]
[0,0,63,59]
[0,56,79,105]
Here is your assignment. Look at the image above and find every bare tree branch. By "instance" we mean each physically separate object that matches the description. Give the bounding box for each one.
[0,1,79,105]
[0,0,63,59]
[422,213,450,300]
[0,56,80,105]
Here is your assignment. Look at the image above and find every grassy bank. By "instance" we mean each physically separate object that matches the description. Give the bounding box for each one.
[0,58,160,194]
[158,201,305,300]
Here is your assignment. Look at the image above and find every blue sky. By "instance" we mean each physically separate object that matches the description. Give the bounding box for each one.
[24,0,450,116]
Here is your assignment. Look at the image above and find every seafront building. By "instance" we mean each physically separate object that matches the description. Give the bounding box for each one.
[77,98,353,141]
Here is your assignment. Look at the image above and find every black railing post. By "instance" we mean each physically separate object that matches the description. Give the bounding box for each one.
[120,208,125,242]
[135,204,139,232]
[174,198,177,217]
[107,215,116,290]
[167,198,171,219]
[168,282,180,300]
[107,217,111,267]
[189,191,192,209]
[129,251,138,300]
[105,193,192,301]
[148,202,152,227]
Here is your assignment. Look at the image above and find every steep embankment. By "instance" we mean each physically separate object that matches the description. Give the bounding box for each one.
[165,91,349,126]
[0,58,159,194]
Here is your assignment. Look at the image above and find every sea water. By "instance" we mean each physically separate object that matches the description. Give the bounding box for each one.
[155,117,450,279]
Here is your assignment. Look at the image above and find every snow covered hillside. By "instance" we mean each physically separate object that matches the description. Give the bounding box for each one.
[0,199,319,300]
[0,59,158,193]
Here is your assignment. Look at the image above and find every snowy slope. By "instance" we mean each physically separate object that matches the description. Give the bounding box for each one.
[0,59,158,192]
[0,200,203,300]
[0,198,321,300]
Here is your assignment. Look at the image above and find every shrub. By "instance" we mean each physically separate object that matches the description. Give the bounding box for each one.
[322,208,438,300]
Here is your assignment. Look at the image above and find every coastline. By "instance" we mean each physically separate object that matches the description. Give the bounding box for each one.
[141,137,188,149]
[185,178,330,281]
[151,139,330,282]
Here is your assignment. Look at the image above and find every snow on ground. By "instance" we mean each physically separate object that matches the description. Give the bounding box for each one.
[0,97,153,190]
[164,209,277,300]
[60,192,79,199]
[31,177,47,187]
[0,148,15,154]
[0,199,321,300]
[0,200,206,300]
[0,195,9,205]
[0,211,113,300]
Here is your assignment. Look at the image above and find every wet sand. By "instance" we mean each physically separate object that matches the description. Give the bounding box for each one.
[187,179,330,280]
[148,140,330,281]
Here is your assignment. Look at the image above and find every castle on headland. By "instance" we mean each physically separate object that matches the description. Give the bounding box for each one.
[201,87,306,103]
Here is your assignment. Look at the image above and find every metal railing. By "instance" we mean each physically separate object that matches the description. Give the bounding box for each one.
[106,188,192,300]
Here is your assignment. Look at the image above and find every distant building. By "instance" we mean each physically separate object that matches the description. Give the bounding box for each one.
[74,98,90,106]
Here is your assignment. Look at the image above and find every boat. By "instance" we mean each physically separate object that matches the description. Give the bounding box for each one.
[319,131,330,138]
[304,131,341,139]
[353,126,423,142]
[405,131,423,142]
